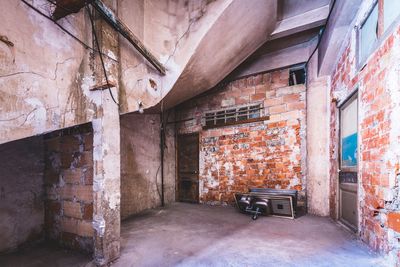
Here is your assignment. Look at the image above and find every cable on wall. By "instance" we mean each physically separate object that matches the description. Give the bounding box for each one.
[85,4,119,106]
[21,0,116,63]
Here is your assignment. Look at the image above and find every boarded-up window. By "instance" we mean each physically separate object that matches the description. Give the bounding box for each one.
[359,3,378,65]
[204,104,262,128]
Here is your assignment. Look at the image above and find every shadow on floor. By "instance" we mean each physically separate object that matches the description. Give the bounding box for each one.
[0,243,92,267]
[0,203,386,267]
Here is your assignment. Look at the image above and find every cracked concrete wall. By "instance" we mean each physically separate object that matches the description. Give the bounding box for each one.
[0,136,44,253]
[1,0,278,146]
[0,0,98,145]
[120,113,175,220]
[120,0,277,112]
[119,0,231,114]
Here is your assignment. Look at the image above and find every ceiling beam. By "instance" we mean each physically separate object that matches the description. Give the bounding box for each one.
[270,5,329,40]
[318,0,363,76]
[227,39,316,81]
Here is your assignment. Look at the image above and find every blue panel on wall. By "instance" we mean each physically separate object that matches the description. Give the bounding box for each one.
[342,133,358,167]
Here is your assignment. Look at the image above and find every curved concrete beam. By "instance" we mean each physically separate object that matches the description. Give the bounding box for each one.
[161,0,277,109]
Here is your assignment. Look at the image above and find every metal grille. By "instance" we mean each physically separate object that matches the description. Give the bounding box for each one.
[203,103,262,127]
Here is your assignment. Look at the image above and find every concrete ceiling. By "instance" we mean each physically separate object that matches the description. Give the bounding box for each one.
[226,0,331,82]
[159,0,278,109]
[155,0,332,110]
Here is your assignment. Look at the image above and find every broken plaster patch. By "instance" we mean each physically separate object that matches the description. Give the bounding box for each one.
[81,75,102,106]
[93,215,105,237]
[384,37,400,189]
[92,118,103,161]
[107,191,120,210]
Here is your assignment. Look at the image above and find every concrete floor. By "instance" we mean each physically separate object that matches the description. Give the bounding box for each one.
[0,243,91,267]
[0,203,385,267]
[114,203,384,267]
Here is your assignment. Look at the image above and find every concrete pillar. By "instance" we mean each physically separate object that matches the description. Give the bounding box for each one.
[90,0,121,265]
[306,51,330,216]
[92,105,120,265]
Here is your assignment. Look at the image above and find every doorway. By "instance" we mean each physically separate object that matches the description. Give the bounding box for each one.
[338,92,358,231]
[177,133,199,203]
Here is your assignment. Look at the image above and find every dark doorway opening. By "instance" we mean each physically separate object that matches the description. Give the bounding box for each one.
[177,133,199,203]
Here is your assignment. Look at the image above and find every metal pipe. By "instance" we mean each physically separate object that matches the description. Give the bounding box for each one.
[160,112,165,207]
[91,0,166,75]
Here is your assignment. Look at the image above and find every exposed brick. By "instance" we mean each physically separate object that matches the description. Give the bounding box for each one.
[60,185,92,202]
[329,17,400,259]
[44,127,94,253]
[283,94,300,103]
[60,185,74,200]
[287,102,306,111]
[61,217,78,234]
[83,167,93,185]
[77,151,92,167]
[82,133,93,151]
[60,152,74,169]
[63,169,83,184]
[269,104,287,114]
[175,68,306,206]
[281,110,301,120]
[388,213,400,232]
[77,221,94,237]
[271,81,288,89]
[264,97,282,107]
[76,185,93,203]
[251,93,265,101]
[63,201,82,219]
[82,203,93,220]
[262,73,271,83]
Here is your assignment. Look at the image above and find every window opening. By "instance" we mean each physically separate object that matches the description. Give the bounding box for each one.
[203,103,263,128]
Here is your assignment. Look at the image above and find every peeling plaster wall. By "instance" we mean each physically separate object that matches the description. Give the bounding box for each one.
[120,0,231,113]
[175,68,307,205]
[1,0,277,147]
[306,50,330,217]
[0,136,44,253]
[0,0,99,144]
[120,113,175,219]
[329,1,400,263]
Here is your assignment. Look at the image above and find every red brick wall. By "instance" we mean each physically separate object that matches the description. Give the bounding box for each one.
[44,123,94,253]
[330,18,400,261]
[176,68,307,205]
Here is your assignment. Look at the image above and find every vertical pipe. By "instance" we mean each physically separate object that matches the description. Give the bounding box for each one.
[160,112,165,207]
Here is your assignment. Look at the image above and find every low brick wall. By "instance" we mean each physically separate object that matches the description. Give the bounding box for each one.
[176,68,307,205]
[44,123,94,253]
